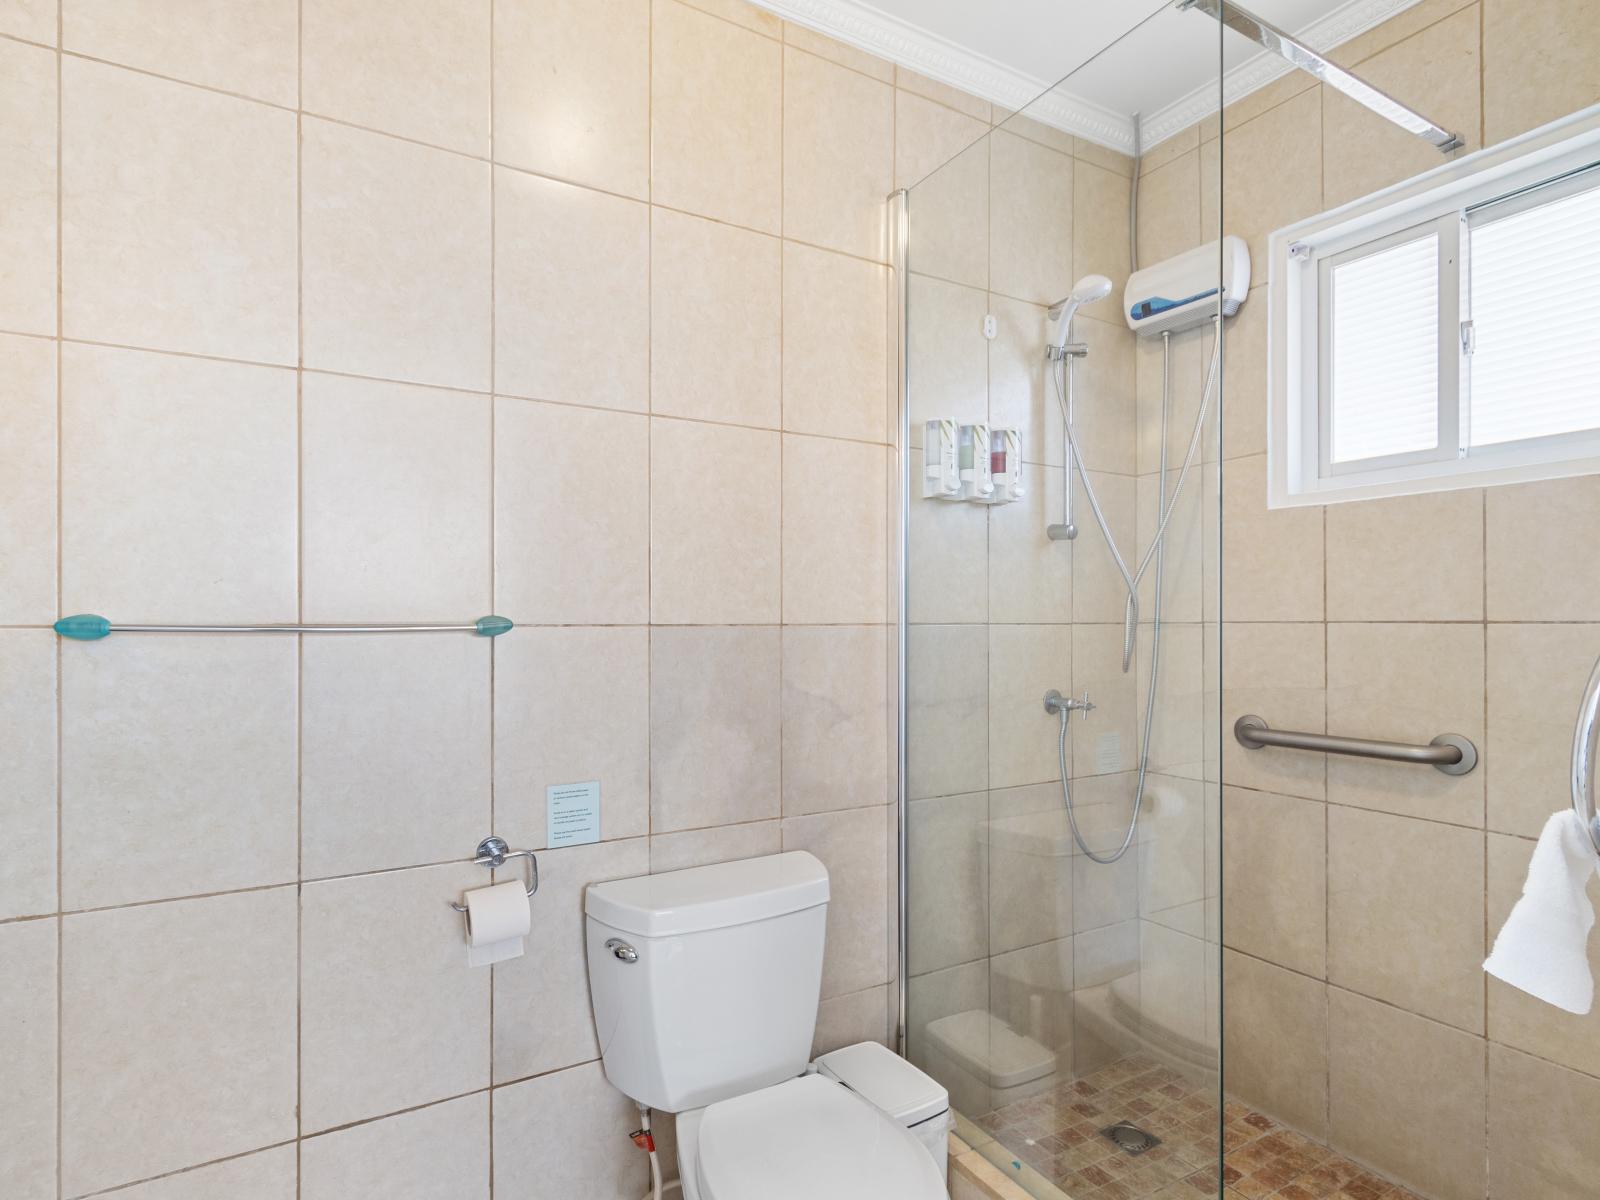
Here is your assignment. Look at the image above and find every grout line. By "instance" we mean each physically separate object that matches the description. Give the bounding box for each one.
[72,1140,301,1200]
[6,43,895,270]
[486,3,498,1192]
[776,23,787,831]
[293,2,304,1194]
[5,794,898,924]
[1226,942,1600,1094]
[669,0,782,45]
[53,6,65,1194]
[0,329,899,450]
[69,1068,575,1200]
[644,0,656,879]
[1479,488,1491,1170]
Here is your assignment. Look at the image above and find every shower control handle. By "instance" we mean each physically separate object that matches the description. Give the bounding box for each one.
[1044,689,1095,716]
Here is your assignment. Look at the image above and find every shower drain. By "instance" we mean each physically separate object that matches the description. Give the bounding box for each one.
[1100,1121,1161,1155]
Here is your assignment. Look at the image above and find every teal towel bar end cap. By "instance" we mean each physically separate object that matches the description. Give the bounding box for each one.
[474,615,513,638]
[55,614,112,640]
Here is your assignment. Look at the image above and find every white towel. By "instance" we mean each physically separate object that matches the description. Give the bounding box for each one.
[1484,810,1600,1015]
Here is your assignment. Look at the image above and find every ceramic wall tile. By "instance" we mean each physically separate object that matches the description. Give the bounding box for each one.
[301,119,491,390]
[650,0,781,232]
[302,0,490,154]
[494,626,650,848]
[1328,806,1485,1033]
[0,632,55,921]
[493,0,649,197]
[492,1062,646,1199]
[650,626,781,832]
[62,57,296,361]
[650,207,781,427]
[64,0,297,105]
[107,1147,296,1200]
[302,1096,487,1200]
[0,919,56,1200]
[649,419,780,624]
[60,343,297,623]
[60,889,297,1195]
[494,398,648,624]
[301,633,491,878]
[0,334,56,626]
[0,40,56,336]
[782,625,891,816]
[783,46,893,261]
[60,635,297,907]
[301,373,491,622]
[781,242,890,443]
[1328,988,1486,1200]
[783,805,891,998]
[494,169,649,411]
[300,863,490,1131]
[782,435,889,624]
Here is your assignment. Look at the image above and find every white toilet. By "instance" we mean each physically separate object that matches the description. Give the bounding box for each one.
[585,851,948,1200]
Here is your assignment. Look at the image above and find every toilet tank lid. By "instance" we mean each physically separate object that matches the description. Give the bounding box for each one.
[586,851,829,937]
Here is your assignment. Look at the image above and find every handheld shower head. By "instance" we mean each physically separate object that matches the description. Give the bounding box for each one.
[1047,274,1114,324]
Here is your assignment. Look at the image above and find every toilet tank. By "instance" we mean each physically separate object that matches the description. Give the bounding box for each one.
[585,852,829,1113]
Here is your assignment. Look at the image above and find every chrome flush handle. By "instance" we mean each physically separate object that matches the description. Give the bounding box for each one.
[606,938,638,963]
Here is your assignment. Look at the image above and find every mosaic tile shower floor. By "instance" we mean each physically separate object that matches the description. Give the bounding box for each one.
[970,1056,1425,1200]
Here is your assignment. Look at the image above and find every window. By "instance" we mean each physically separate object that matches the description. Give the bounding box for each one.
[1268,107,1600,506]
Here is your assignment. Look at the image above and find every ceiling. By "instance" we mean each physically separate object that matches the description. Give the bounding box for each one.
[751,0,1427,151]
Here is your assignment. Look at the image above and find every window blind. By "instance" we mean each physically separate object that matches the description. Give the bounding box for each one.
[1328,233,1440,463]
[1468,179,1600,447]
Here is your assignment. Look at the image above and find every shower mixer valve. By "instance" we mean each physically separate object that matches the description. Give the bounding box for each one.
[1044,689,1094,716]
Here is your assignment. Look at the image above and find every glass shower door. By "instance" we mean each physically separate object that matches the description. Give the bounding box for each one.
[897,10,1225,1197]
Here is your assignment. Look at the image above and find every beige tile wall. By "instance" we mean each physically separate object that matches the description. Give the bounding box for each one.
[0,1,910,1196]
[1156,2,1600,1196]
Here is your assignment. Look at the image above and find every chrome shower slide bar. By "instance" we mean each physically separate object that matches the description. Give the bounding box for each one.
[52,613,514,640]
[1572,655,1600,854]
[1234,714,1478,775]
[1180,0,1463,153]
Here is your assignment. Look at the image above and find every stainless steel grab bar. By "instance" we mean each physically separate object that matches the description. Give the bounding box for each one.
[1573,656,1600,854]
[1234,715,1477,775]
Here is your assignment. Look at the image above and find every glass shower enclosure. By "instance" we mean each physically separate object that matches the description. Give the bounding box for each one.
[894,10,1226,1198]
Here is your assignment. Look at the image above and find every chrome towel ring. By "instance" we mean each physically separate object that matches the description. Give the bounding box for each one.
[1573,655,1600,856]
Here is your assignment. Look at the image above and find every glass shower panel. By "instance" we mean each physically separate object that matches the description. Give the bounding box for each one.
[900,10,1224,1198]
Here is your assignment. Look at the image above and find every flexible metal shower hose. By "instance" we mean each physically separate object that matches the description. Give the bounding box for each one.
[1048,321,1222,863]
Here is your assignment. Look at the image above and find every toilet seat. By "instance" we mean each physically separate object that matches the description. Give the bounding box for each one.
[695,1074,946,1200]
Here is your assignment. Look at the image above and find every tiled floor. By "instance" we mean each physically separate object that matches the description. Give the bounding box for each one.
[971,1056,1424,1200]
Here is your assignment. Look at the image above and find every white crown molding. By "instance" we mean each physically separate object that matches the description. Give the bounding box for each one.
[754,0,1139,150]
[750,0,1428,155]
[1139,0,1428,147]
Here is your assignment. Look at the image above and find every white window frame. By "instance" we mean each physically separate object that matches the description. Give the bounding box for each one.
[1268,103,1600,508]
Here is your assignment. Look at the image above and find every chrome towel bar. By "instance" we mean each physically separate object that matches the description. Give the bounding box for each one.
[1234,714,1477,775]
[53,613,514,640]
[1573,655,1600,854]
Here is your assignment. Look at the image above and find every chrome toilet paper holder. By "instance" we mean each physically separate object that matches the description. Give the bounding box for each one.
[449,836,539,913]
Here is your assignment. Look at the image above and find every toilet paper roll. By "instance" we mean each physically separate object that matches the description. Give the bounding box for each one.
[462,879,531,967]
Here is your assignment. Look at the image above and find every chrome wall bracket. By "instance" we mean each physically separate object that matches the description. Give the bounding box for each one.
[1180,0,1462,153]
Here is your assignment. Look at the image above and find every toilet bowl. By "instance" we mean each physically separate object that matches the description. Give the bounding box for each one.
[584,852,946,1200]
